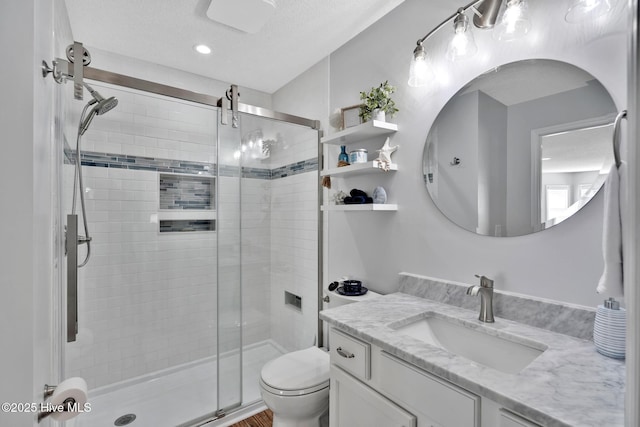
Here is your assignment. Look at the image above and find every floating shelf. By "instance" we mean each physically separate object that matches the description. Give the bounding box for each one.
[321,120,398,146]
[321,204,398,212]
[157,210,217,221]
[321,160,398,177]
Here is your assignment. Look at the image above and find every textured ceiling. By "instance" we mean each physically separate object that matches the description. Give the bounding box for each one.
[64,0,406,94]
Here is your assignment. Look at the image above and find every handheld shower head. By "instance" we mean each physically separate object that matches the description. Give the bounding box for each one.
[95,96,118,115]
[79,83,118,135]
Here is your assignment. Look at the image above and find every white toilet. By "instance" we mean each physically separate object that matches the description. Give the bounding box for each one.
[259,283,380,427]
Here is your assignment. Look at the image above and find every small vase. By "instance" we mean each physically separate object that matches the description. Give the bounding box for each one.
[338,145,349,165]
[373,109,386,122]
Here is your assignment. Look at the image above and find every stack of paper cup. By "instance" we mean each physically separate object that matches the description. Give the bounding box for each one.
[593,298,626,359]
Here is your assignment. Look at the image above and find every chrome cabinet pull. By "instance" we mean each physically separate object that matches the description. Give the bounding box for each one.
[336,347,355,359]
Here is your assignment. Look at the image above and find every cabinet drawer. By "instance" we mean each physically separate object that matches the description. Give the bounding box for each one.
[379,352,479,427]
[329,328,371,380]
[499,409,541,427]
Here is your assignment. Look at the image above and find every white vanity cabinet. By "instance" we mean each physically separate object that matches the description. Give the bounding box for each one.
[329,327,479,427]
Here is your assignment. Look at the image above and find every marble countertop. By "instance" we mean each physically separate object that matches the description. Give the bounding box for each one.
[320,292,625,427]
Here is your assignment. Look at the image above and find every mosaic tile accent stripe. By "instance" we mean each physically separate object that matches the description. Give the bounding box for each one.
[271,158,319,179]
[65,149,216,176]
[64,149,317,179]
[159,174,214,210]
[159,219,216,233]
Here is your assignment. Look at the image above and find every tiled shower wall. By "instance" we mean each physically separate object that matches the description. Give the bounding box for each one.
[64,166,218,389]
[64,84,221,389]
[64,82,318,390]
[270,171,319,351]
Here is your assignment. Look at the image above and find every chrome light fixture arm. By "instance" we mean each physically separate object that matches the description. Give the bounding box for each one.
[413,0,498,51]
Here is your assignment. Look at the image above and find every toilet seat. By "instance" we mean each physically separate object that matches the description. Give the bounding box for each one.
[260,377,329,396]
[260,347,330,396]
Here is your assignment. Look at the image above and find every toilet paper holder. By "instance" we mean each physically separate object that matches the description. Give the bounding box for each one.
[37,383,78,422]
[44,384,57,398]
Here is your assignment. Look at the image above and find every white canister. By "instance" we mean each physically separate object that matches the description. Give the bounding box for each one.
[349,149,368,164]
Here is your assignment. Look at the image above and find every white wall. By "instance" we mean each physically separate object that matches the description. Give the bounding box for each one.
[275,0,628,307]
[0,1,57,426]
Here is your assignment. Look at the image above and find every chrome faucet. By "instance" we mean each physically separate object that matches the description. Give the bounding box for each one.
[467,275,495,323]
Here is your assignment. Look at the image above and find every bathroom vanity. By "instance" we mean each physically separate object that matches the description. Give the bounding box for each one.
[320,289,625,427]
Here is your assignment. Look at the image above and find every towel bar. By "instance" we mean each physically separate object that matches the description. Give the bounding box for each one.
[613,110,627,168]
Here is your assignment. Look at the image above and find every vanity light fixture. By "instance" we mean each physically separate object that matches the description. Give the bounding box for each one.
[409,0,534,87]
[194,44,212,55]
[446,9,478,61]
[493,0,531,41]
[565,0,616,22]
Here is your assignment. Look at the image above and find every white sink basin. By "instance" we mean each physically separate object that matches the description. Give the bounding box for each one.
[392,315,546,374]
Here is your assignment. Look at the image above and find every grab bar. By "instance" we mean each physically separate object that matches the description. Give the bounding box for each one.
[613,110,627,168]
[66,214,78,342]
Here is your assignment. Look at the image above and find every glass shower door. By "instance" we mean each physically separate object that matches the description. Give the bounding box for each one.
[60,80,236,426]
[216,109,243,413]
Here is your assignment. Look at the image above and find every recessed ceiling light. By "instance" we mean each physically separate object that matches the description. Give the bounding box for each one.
[194,44,212,55]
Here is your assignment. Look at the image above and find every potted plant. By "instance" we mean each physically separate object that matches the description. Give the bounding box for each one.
[359,81,399,122]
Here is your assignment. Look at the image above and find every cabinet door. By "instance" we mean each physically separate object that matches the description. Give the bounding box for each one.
[379,352,479,427]
[499,409,542,427]
[330,365,416,427]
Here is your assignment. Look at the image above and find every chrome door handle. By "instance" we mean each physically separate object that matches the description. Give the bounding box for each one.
[336,347,354,359]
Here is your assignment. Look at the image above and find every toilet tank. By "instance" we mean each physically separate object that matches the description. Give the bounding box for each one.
[322,282,380,351]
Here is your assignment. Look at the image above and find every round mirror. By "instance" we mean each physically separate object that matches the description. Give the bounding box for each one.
[423,59,617,237]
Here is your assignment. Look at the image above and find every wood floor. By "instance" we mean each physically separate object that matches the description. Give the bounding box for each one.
[229,409,273,427]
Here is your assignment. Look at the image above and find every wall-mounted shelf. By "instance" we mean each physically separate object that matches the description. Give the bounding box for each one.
[321,160,398,177]
[321,120,398,146]
[321,204,398,212]
[322,120,399,213]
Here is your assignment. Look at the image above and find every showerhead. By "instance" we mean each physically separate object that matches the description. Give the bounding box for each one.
[95,96,118,115]
[84,83,119,114]
[79,83,118,135]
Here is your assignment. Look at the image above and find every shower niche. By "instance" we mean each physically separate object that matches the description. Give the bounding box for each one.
[158,172,216,233]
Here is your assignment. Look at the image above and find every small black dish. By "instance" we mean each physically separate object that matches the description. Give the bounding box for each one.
[342,279,362,293]
[336,286,369,296]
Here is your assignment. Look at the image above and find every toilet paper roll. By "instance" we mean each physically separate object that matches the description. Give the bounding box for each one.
[49,377,88,421]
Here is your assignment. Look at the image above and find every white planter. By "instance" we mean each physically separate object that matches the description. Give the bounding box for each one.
[373,109,386,122]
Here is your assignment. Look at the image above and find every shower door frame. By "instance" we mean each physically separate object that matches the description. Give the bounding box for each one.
[68,65,325,424]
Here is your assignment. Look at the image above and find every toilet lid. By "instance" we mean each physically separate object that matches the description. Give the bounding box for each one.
[261,347,329,391]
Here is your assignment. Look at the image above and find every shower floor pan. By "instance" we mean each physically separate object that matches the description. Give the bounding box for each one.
[70,340,283,427]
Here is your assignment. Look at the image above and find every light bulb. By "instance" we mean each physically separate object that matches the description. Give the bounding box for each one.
[446,10,477,61]
[565,0,615,22]
[494,0,531,41]
[408,44,433,87]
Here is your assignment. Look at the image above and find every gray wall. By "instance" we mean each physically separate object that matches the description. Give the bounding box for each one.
[274,0,627,307]
[432,90,479,232]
